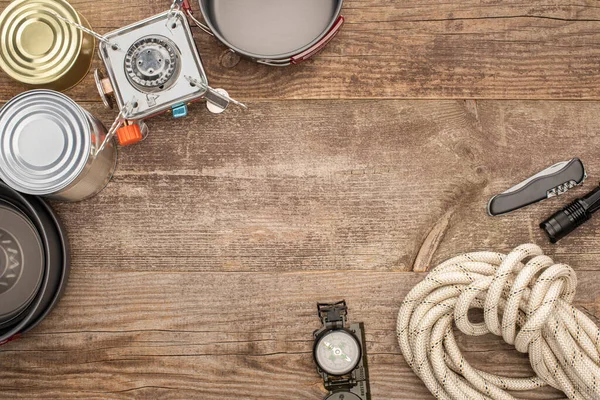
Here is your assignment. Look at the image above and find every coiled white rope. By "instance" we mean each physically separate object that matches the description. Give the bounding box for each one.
[397,244,600,400]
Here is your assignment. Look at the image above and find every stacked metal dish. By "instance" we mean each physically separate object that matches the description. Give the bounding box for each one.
[0,181,70,345]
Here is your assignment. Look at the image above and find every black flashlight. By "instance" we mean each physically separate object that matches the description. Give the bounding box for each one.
[541,184,600,243]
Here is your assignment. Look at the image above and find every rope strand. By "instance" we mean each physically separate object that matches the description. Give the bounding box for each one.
[397,244,600,400]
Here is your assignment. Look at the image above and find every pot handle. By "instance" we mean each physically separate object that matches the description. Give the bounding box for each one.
[177,0,214,36]
[256,59,292,67]
[0,333,21,347]
[290,15,345,65]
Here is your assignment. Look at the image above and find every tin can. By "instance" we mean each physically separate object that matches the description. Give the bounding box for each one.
[0,0,95,91]
[0,90,117,202]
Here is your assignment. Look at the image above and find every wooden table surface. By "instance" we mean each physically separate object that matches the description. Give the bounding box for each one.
[1,1,600,399]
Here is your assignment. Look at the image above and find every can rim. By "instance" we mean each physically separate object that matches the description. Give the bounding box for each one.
[0,90,92,196]
[0,0,85,85]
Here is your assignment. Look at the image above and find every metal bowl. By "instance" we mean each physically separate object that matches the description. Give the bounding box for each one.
[21,195,70,334]
[198,0,344,65]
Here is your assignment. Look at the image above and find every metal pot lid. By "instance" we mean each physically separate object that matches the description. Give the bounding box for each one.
[200,0,341,59]
[0,90,91,195]
[0,0,84,86]
[0,205,44,322]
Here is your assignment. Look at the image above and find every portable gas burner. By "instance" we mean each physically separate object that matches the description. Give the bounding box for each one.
[94,7,244,147]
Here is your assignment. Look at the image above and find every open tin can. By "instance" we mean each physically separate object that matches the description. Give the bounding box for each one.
[0,90,117,202]
[0,0,95,91]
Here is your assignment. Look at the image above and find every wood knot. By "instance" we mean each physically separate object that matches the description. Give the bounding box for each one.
[220,49,241,68]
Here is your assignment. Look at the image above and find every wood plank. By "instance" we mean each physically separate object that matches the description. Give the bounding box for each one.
[26,100,599,273]
[2,269,598,399]
[0,1,599,398]
[434,100,600,268]
[4,0,600,100]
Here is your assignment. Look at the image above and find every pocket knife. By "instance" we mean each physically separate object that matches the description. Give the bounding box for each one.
[487,158,587,216]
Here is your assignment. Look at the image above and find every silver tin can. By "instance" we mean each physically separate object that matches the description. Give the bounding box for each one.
[0,90,117,201]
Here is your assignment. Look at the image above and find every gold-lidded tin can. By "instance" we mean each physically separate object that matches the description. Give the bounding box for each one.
[0,0,95,91]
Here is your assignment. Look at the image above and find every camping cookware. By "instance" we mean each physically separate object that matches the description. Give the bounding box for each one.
[0,182,70,346]
[0,0,95,91]
[190,0,344,66]
[0,90,117,202]
[94,8,245,146]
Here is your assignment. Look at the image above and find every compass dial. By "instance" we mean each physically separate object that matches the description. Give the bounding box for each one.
[325,392,362,400]
[315,329,361,376]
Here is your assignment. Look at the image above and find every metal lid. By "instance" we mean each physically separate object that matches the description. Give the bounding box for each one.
[0,0,83,86]
[0,90,91,195]
[0,205,44,323]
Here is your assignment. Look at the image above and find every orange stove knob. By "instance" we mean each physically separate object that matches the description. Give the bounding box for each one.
[116,124,143,146]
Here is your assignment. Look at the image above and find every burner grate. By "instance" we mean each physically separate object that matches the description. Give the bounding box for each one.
[125,35,180,92]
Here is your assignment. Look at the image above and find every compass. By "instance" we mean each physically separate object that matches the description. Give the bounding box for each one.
[315,329,361,376]
[325,392,362,400]
[312,301,371,400]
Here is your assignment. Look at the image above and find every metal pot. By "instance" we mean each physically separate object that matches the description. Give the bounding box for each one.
[0,0,95,92]
[0,90,117,202]
[0,182,69,346]
[194,0,344,66]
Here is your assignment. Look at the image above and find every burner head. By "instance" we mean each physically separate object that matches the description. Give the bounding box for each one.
[124,35,180,92]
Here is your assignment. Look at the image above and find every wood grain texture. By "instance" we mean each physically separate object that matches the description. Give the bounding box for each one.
[48,100,600,273]
[0,99,598,399]
[3,0,600,100]
[2,270,598,399]
[1,0,600,399]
